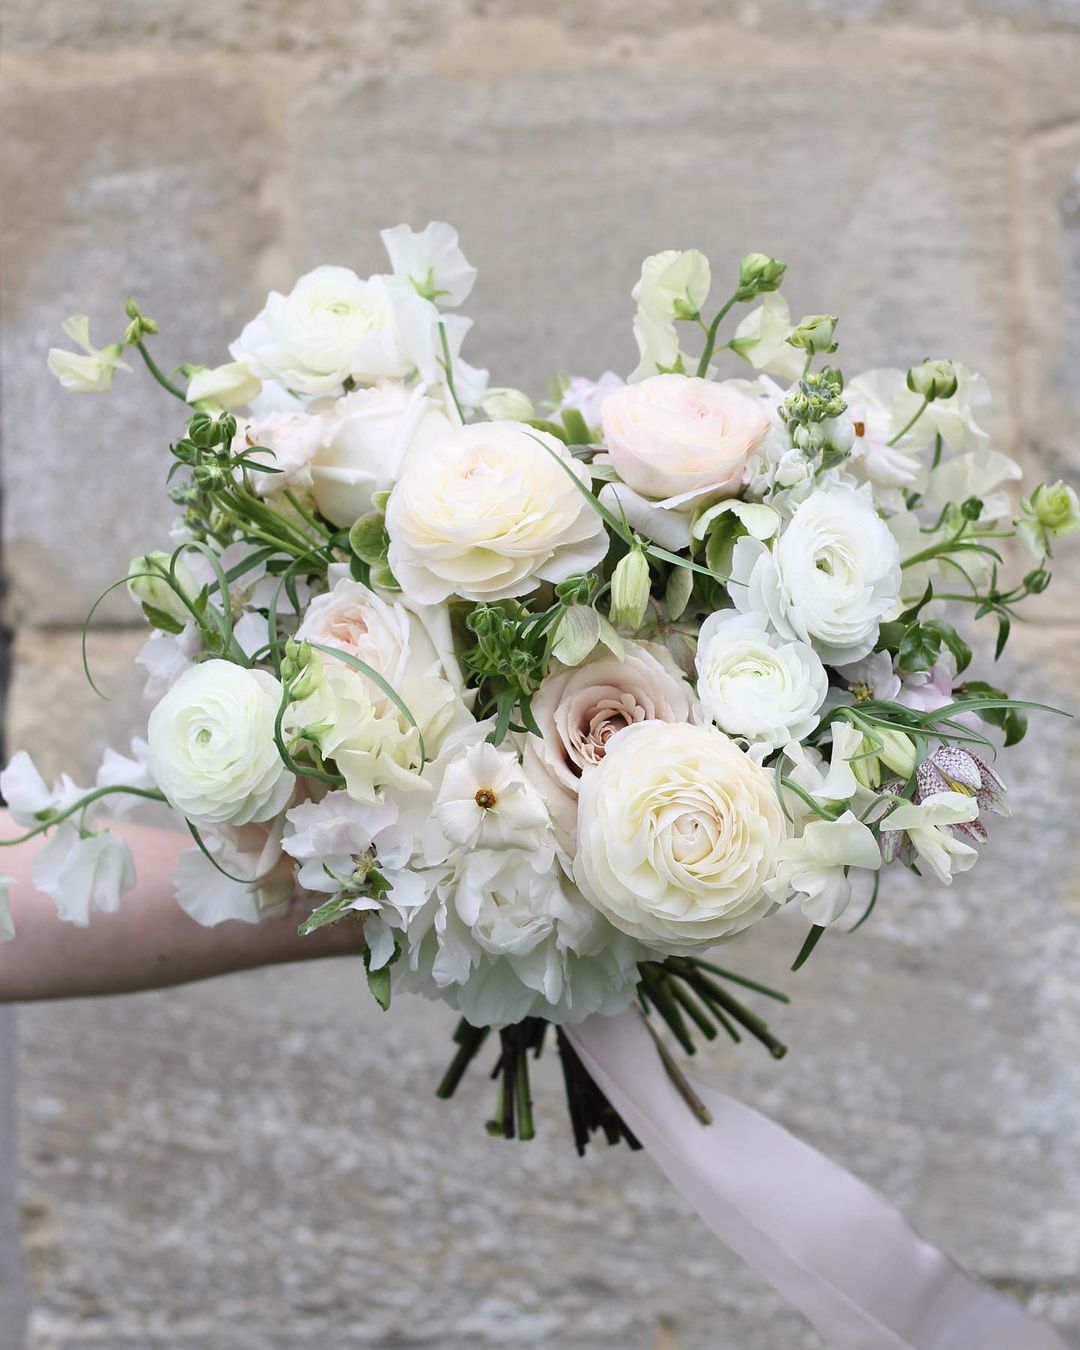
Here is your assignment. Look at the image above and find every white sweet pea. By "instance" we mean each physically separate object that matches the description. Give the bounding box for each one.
[386,422,607,604]
[765,812,882,925]
[553,371,624,432]
[47,316,131,393]
[574,721,789,953]
[0,877,13,942]
[32,824,137,926]
[186,361,262,409]
[0,750,84,828]
[435,742,549,852]
[731,293,806,381]
[173,816,296,926]
[147,660,294,826]
[878,791,979,885]
[380,221,477,307]
[309,382,453,527]
[633,249,710,321]
[695,610,828,754]
[730,482,901,665]
[922,449,1021,525]
[136,624,202,698]
[230,266,434,396]
[95,738,155,813]
[780,721,866,813]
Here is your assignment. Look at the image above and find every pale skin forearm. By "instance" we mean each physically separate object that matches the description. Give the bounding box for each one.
[0,811,364,1002]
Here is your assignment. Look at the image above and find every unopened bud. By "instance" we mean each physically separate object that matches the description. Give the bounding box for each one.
[787,314,838,355]
[609,549,651,630]
[481,386,535,421]
[907,359,957,401]
[127,551,196,627]
[736,252,787,301]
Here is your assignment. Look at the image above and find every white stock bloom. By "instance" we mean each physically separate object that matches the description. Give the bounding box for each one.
[147,660,294,826]
[575,721,789,953]
[233,409,327,498]
[731,482,901,664]
[380,221,477,307]
[435,742,549,852]
[398,848,644,1029]
[878,791,979,885]
[695,610,828,754]
[522,641,702,853]
[231,266,435,396]
[47,316,131,393]
[309,382,453,527]
[731,293,806,381]
[385,422,607,604]
[186,361,262,409]
[765,813,882,926]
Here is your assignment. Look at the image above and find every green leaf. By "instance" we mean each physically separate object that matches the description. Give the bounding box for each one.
[366,961,393,1011]
[298,893,353,936]
[897,620,971,675]
[526,417,569,444]
[665,565,693,621]
[560,407,592,445]
[958,680,1029,746]
[141,604,185,635]
[349,512,390,566]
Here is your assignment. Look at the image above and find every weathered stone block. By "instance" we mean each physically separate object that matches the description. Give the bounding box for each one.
[1,68,277,626]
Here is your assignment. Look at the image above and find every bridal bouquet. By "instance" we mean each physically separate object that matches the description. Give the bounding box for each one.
[4,224,1074,1150]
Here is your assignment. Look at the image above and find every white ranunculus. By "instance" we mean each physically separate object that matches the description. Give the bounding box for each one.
[602,374,770,511]
[731,293,806,381]
[233,409,327,498]
[695,610,828,754]
[230,266,434,396]
[764,812,882,926]
[309,382,453,527]
[574,721,789,953]
[523,641,702,854]
[147,659,293,826]
[47,316,130,393]
[397,848,644,1029]
[385,421,608,604]
[186,361,262,409]
[730,482,901,665]
[380,221,477,307]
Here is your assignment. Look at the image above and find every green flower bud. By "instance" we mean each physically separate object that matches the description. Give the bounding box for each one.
[906,359,957,401]
[786,315,838,355]
[480,386,536,421]
[1016,480,1080,559]
[127,551,197,628]
[736,252,787,301]
[609,549,651,631]
[554,573,595,605]
[281,638,323,700]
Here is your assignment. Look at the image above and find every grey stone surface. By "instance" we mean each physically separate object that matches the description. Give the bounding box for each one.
[0,1010,29,1350]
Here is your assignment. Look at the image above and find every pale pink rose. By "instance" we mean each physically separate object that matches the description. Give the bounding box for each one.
[233,410,327,498]
[600,373,771,509]
[522,640,702,854]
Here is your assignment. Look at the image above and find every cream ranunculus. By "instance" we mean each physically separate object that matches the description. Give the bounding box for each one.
[523,641,702,852]
[730,482,901,665]
[574,721,789,953]
[695,610,828,754]
[385,422,608,604]
[309,382,453,527]
[599,375,771,549]
[230,266,432,396]
[147,659,294,826]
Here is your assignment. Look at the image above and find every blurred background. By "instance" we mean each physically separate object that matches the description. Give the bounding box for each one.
[2,1,1080,1346]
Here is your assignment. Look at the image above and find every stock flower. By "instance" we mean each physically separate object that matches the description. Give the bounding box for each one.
[147,660,294,826]
[574,721,788,952]
[47,316,130,393]
[435,742,549,852]
[730,482,901,664]
[309,382,453,527]
[186,361,262,409]
[231,265,434,396]
[385,422,607,603]
[233,409,327,498]
[599,375,771,548]
[522,641,702,852]
[380,221,477,307]
[695,610,828,754]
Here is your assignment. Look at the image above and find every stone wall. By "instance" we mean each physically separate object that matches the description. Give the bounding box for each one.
[2,3,1080,1346]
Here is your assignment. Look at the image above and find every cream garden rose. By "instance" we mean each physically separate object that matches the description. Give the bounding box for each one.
[599,374,771,549]
[574,721,789,952]
[233,409,328,498]
[695,610,828,753]
[309,382,453,527]
[147,660,294,826]
[522,641,702,851]
[385,422,608,604]
[730,482,901,665]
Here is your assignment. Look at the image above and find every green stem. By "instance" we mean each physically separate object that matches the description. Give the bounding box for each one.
[887,397,929,447]
[695,293,738,377]
[283,490,334,542]
[0,786,167,846]
[135,340,188,402]
[438,320,465,422]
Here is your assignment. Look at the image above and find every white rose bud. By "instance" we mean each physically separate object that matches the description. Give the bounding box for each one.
[147,660,294,826]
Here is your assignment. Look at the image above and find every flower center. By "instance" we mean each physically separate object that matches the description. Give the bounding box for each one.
[853,421,866,438]
[474,787,498,810]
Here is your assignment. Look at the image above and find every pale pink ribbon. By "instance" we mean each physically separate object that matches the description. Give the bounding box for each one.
[566,1011,1069,1350]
